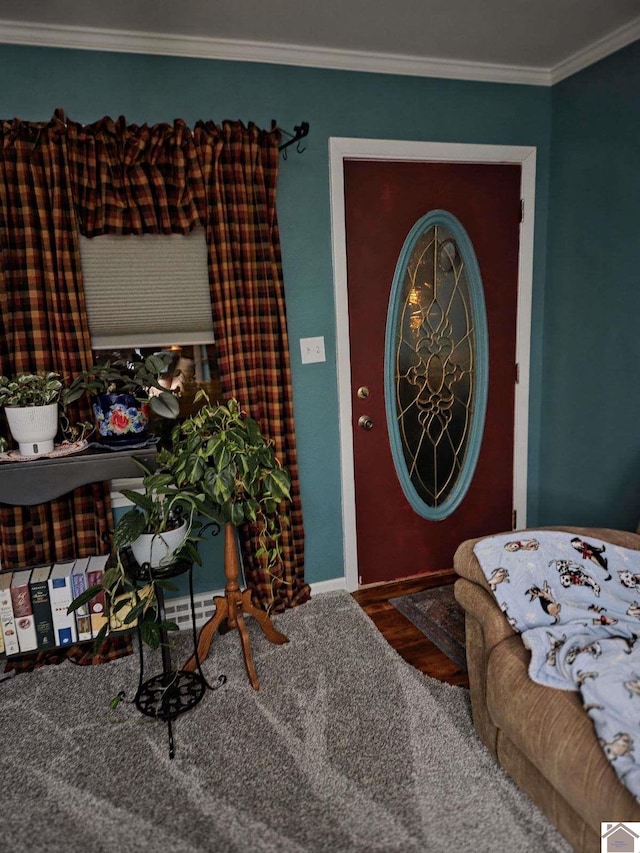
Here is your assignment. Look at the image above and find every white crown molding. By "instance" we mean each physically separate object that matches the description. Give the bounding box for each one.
[0,19,551,85]
[0,16,638,87]
[551,15,640,83]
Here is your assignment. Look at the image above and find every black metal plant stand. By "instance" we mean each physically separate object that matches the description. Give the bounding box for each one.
[131,555,226,759]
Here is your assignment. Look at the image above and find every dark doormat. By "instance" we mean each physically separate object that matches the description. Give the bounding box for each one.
[391,584,467,671]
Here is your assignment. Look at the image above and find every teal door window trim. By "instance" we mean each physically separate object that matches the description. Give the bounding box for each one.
[384,209,489,520]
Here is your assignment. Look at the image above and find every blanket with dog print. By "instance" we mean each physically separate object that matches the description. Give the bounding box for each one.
[474,530,640,801]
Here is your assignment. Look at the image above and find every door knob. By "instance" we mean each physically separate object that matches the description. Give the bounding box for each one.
[358,415,374,431]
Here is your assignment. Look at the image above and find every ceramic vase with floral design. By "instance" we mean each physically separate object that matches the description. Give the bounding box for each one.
[93,393,150,444]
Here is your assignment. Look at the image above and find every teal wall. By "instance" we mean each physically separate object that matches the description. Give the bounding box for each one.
[0,44,556,585]
[541,40,640,530]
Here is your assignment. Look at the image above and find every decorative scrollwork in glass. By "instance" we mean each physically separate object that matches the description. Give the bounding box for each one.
[384,210,488,520]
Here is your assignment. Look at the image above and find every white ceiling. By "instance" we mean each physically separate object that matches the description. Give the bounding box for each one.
[1,0,639,85]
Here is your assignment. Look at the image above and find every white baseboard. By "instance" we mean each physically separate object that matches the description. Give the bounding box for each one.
[309,577,348,595]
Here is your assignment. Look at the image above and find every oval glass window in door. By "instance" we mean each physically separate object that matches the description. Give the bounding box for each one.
[384,209,488,520]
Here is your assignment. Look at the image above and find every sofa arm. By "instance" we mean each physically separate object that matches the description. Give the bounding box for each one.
[454,575,515,652]
[454,577,507,755]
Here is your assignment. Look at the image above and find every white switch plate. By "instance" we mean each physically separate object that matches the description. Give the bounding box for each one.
[300,336,326,364]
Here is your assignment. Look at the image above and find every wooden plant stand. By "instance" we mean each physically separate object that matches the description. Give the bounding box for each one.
[183,522,289,690]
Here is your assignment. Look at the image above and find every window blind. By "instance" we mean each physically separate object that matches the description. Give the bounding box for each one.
[79,229,214,350]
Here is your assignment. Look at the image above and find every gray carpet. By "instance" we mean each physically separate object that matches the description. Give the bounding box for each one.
[0,591,571,853]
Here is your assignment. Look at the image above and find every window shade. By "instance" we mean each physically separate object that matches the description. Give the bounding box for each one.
[79,229,214,350]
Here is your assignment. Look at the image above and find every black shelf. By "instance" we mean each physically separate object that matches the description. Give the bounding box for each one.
[0,444,157,506]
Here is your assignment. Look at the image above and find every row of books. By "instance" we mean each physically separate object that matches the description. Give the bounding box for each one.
[0,555,109,656]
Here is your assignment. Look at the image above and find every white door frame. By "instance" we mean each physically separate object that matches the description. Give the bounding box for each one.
[328,137,537,591]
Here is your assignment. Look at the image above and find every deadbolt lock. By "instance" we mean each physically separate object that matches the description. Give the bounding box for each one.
[357,386,370,399]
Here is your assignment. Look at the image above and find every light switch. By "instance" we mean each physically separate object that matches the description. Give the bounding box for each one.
[300,336,326,364]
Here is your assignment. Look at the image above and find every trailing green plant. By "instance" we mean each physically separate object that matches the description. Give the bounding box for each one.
[68,549,181,650]
[112,457,206,564]
[68,396,292,651]
[164,396,291,574]
[64,352,180,419]
[68,457,207,650]
[0,371,64,407]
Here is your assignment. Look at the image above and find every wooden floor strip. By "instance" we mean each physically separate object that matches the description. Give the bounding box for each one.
[351,571,469,688]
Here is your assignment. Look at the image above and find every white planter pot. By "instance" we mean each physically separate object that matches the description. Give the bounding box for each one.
[5,402,59,456]
[130,520,189,569]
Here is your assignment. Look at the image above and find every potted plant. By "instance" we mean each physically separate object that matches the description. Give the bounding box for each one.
[68,396,292,666]
[64,352,181,445]
[165,396,292,689]
[165,396,291,569]
[113,458,204,569]
[0,371,65,456]
[68,455,207,649]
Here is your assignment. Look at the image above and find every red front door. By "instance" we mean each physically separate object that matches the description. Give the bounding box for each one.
[345,159,522,585]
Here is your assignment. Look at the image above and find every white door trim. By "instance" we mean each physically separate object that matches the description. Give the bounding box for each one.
[328,137,537,591]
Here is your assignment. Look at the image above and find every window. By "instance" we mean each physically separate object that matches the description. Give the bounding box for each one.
[79,228,214,351]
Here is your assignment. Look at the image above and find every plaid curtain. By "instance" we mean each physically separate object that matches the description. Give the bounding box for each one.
[194,121,309,611]
[66,114,309,611]
[0,112,111,569]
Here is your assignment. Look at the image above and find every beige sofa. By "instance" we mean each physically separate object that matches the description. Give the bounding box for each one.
[454,526,640,853]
